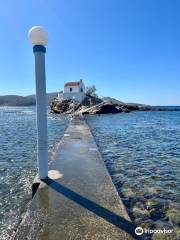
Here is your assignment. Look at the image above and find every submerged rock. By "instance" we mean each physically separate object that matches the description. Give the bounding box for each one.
[122,187,134,198]
[149,208,166,221]
[140,219,154,229]
[167,208,180,227]
[145,199,161,211]
[132,206,150,219]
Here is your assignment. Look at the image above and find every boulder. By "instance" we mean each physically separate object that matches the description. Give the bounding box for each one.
[50,99,82,114]
[167,208,180,227]
[95,103,120,114]
[50,95,180,114]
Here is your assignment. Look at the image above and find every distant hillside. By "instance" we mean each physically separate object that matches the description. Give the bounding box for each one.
[0,92,58,106]
[27,92,58,105]
[0,93,148,107]
[126,102,149,107]
[0,95,35,106]
[103,97,148,107]
[102,97,125,105]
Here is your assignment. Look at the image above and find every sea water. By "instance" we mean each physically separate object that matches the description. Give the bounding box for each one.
[86,109,180,239]
[0,107,180,239]
[0,107,68,239]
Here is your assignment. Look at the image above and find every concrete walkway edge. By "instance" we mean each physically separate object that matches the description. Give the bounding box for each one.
[12,117,141,240]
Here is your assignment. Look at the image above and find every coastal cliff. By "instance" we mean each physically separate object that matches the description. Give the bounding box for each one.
[50,95,151,114]
[50,95,180,114]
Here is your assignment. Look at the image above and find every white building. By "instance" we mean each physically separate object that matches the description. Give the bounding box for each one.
[58,79,86,103]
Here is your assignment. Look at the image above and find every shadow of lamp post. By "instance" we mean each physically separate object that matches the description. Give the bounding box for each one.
[28,26,48,180]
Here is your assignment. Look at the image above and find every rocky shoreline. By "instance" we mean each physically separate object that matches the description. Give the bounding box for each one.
[50,96,180,115]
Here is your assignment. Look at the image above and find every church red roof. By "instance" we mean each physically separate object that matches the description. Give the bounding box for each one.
[64,81,80,87]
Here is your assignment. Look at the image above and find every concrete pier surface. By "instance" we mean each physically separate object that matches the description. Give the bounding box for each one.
[13,118,140,240]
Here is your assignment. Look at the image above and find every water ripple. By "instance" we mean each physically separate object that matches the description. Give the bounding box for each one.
[0,107,68,239]
[87,111,180,239]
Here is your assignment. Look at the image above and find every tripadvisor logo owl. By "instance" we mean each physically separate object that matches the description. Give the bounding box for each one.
[135,227,143,235]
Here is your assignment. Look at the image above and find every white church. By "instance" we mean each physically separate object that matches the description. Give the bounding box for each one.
[58,79,86,103]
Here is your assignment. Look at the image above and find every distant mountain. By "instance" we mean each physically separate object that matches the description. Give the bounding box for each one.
[0,93,149,107]
[0,95,35,106]
[27,92,58,105]
[126,102,149,107]
[102,97,148,107]
[0,92,58,106]
[102,97,125,105]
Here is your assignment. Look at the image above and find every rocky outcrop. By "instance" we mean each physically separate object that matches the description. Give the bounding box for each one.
[82,95,103,106]
[50,97,180,115]
[50,98,142,115]
[50,99,82,114]
[81,103,129,114]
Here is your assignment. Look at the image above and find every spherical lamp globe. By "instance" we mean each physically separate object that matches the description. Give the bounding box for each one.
[28,26,48,46]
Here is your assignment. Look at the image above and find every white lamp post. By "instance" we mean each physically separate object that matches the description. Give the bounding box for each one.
[28,26,48,179]
[72,96,75,113]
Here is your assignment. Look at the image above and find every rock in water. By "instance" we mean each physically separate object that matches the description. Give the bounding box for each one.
[50,95,180,114]
[50,99,82,114]
[95,103,120,114]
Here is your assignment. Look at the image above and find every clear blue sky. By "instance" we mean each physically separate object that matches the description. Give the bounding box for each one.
[0,0,179,105]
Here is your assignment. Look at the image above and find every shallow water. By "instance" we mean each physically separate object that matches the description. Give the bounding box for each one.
[86,111,180,239]
[0,107,68,240]
[0,107,180,239]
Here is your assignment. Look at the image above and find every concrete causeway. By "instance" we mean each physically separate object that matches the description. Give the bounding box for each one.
[13,117,139,240]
